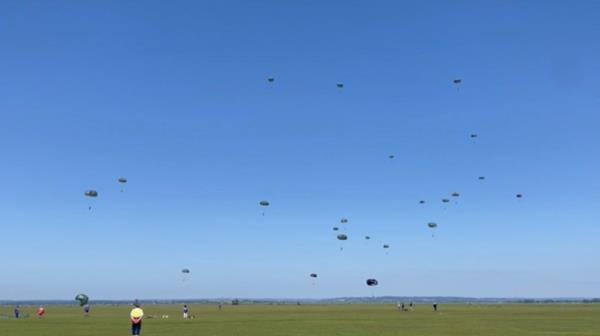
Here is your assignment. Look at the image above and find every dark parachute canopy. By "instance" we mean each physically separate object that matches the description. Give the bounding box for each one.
[75,293,89,306]
[453,79,462,84]
[365,236,371,240]
[516,194,523,198]
[340,218,348,224]
[310,273,318,278]
[181,268,190,274]
[366,279,379,286]
[118,177,128,192]
[259,200,270,215]
[336,82,344,89]
[388,155,395,159]
[428,222,438,237]
[337,234,348,241]
[419,200,425,204]
[267,77,275,83]
[333,227,339,231]
[383,244,389,249]
[470,134,478,138]
[442,198,450,203]
[84,190,98,198]
[451,192,460,197]
[478,176,486,180]
[84,190,98,210]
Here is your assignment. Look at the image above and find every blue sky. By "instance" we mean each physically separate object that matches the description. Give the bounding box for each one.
[1,0,599,300]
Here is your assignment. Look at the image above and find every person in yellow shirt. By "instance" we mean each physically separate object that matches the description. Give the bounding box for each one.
[130,301,144,336]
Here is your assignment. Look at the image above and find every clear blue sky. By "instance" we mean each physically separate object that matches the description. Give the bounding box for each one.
[1,0,599,300]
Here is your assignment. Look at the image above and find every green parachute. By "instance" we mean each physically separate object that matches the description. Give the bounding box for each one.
[75,294,89,306]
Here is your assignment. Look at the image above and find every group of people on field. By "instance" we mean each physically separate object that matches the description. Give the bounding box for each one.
[396,302,439,312]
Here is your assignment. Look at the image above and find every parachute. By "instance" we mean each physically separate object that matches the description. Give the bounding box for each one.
[383,244,390,254]
[75,294,89,306]
[118,178,127,192]
[181,268,190,282]
[419,200,426,204]
[516,194,523,198]
[365,236,371,240]
[453,79,462,91]
[478,176,485,181]
[451,192,460,197]
[427,222,438,237]
[366,279,378,286]
[388,155,395,159]
[442,198,450,203]
[267,77,275,83]
[84,190,98,211]
[333,227,339,231]
[340,218,349,231]
[310,273,318,278]
[337,83,344,89]
[470,134,478,138]
[259,200,270,216]
[337,233,348,251]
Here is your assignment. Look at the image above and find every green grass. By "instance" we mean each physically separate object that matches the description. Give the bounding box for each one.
[1,304,600,335]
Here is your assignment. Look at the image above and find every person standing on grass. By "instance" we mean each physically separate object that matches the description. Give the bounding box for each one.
[433,303,438,312]
[130,302,144,336]
[14,306,20,319]
[37,306,45,318]
[83,304,90,317]
[183,304,189,319]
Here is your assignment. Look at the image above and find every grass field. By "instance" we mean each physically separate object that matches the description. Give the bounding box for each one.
[1,304,600,335]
